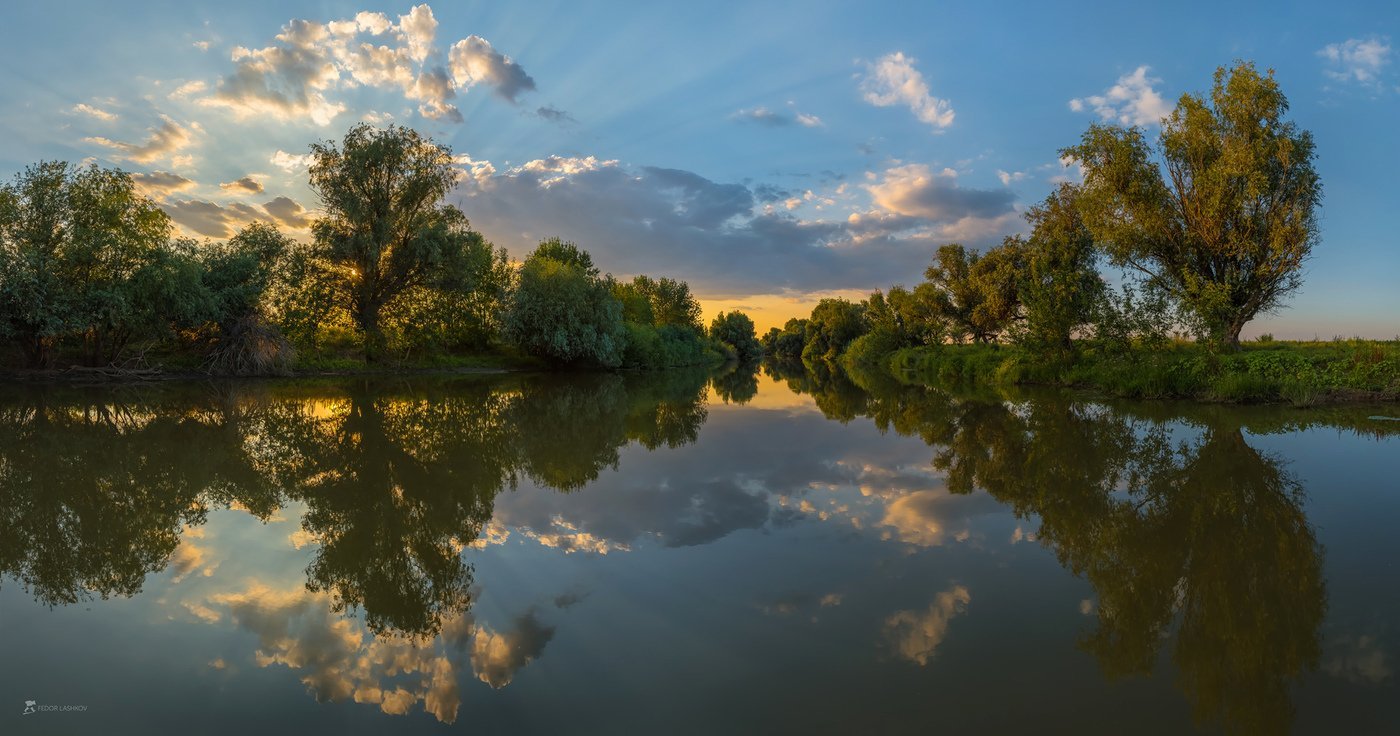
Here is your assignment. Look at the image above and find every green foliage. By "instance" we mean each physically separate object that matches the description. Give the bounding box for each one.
[381,243,513,358]
[621,322,715,369]
[506,242,626,367]
[615,274,703,331]
[1017,184,1103,355]
[709,310,763,363]
[1065,61,1320,349]
[922,241,1024,344]
[530,237,597,275]
[892,339,1400,403]
[802,298,867,361]
[762,318,809,359]
[308,123,488,362]
[0,161,207,367]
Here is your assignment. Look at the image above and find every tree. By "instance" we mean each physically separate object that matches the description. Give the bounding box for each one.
[627,275,703,331]
[530,237,597,275]
[199,223,297,375]
[762,318,809,359]
[802,298,867,361]
[923,242,1023,344]
[1065,61,1321,349]
[506,240,627,367]
[0,161,190,367]
[1018,184,1104,354]
[308,123,489,361]
[709,310,763,363]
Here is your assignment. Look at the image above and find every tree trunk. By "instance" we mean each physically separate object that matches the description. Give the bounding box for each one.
[357,301,384,363]
[1224,318,1245,352]
[22,334,53,369]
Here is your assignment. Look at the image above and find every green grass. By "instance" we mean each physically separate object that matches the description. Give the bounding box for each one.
[888,338,1400,405]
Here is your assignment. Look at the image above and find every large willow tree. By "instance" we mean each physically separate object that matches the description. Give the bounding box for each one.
[1065,61,1320,349]
[308,124,486,361]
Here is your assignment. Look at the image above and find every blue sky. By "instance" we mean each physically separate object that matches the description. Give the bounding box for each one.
[1,0,1396,335]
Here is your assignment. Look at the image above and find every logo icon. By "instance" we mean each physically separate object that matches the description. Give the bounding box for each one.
[22,700,36,715]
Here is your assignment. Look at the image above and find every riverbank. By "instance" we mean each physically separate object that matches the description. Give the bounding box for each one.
[879,339,1400,406]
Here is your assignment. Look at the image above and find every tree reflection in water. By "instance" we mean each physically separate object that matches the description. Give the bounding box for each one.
[0,370,711,639]
[1,364,1390,732]
[784,361,1347,735]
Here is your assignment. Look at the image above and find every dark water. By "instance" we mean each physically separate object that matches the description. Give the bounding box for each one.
[1,364,1396,735]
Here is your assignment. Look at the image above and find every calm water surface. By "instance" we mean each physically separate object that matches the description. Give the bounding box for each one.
[1,365,1397,734]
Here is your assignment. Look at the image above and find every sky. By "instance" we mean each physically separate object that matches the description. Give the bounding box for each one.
[0,0,1396,337]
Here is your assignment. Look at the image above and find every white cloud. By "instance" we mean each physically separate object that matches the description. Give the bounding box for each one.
[72,103,116,121]
[397,4,438,64]
[85,115,195,164]
[1319,37,1393,86]
[1069,65,1171,127]
[996,170,1026,186]
[271,149,314,171]
[194,4,537,127]
[859,52,954,130]
[448,35,536,103]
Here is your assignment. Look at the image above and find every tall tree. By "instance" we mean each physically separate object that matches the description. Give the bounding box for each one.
[308,123,486,361]
[1065,61,1320,349]
[1018,184,1104,354]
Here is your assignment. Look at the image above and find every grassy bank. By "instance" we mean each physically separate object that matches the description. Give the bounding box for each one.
[882,339,1400,405]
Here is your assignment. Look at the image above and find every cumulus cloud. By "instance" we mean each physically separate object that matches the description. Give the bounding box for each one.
[85,115,195,164]
[448,35,536,103]
[202,20,346,125]
[220,176,265,195]
[455,155,1018,296]
[264,196,314,228]
[397,4,438,63]
[859,52,954,130]
[732,104,824,128]
[1069,66,1171,127]
[194,4,538,127]
[72,103,116,121]
[1319,37,1393,87]
[131,171,196,197]
[410,66,461,122]
[883,585,971,665]
[161,198,267,238]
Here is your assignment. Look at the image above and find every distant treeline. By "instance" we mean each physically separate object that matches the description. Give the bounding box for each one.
[0,125,761,375]
[764,61,1323,366]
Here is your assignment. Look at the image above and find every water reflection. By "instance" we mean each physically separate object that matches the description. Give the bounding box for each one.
[778,363,1379,734]
[0,370,711,639]
[0,365,1395,733]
